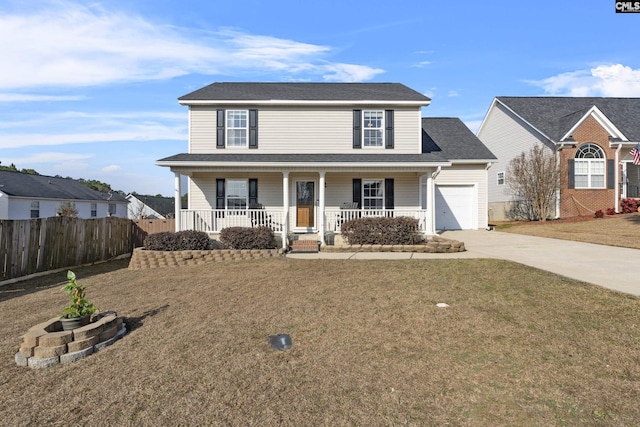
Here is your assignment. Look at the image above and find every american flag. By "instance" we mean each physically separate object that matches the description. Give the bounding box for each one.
[631,143,640,166]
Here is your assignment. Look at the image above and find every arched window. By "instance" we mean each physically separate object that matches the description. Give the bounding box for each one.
[574,143,605,188]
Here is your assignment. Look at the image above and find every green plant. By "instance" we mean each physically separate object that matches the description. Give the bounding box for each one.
[220,226,276,249]
[61,270,96,318]
[341,216,420,245]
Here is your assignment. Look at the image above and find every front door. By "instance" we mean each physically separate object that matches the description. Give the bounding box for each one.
[296,181,315,227]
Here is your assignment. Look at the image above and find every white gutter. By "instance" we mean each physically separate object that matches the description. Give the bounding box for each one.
[431,165,442,179]
[156,161,452,169]
[179,99,431,107]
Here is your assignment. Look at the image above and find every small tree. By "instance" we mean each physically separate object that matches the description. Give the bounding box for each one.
[506,145,559,221]
[56,201,79,218]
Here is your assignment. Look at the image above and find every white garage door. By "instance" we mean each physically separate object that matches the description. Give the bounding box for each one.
[435,185,474,230]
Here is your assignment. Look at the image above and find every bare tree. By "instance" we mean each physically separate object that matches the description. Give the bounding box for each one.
[506,145,559,221]
[56,201,79,218]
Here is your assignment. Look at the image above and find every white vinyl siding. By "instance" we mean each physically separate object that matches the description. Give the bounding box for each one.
[188,172,422,212]
[188,106,422,154]
[4,198,126,220]
[477,101,555,204]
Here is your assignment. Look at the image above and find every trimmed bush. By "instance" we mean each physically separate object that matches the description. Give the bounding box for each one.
[220,226,277,250]
[341,216,420,245]
[620,198,639,213]
[144,230,212,251]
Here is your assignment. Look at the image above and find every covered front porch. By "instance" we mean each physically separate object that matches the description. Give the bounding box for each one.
[168,170,444,249]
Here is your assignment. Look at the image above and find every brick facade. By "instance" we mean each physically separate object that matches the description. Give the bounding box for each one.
[559,115,618,217]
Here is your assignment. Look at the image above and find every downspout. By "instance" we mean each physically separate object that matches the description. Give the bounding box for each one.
[615,143,622,212]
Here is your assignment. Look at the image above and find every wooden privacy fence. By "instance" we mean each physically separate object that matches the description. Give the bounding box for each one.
[0,217,137,281]
[132,218,175,239]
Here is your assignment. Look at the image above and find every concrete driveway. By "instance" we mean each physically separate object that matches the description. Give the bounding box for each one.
[441,230,640,296]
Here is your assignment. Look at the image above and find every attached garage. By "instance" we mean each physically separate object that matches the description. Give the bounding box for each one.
[435,185,476,230]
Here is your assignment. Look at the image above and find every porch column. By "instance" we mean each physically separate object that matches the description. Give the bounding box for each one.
[174,171,181,232]
[282,171,290,249]
[427,169,438,234]
[319,171,326,245]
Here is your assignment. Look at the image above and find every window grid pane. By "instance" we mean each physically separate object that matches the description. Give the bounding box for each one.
[227,180,248,209]
[363,180,384,209]
[226,110,248,147]
[363,111,383,147]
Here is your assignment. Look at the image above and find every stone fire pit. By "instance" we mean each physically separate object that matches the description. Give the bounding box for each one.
[15,311,126,369]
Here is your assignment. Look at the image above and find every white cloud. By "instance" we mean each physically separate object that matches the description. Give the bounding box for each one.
[448,90,459,97]
[102,165,121,173]
[529,64,640,96]
[3,152,92,164]
[413,61,432,68]
[0,93,86,102]
[0,1,384,91]
[0,110,186,148]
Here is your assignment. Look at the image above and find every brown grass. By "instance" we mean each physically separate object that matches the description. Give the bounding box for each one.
[2,258,640,426]
[494,213,640,249]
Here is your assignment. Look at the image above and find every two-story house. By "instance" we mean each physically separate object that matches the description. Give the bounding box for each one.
[477,97,640,221]
[157,82,495,248]
[0,170,129,220]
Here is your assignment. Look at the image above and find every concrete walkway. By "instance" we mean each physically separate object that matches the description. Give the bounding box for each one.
[287,231,640,296]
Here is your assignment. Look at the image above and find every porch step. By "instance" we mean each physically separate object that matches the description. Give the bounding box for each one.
[290,239,319,253]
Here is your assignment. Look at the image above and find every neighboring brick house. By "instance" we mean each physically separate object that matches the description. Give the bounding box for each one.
[0,170,129,220]
[156,82,495,248]
[477,97,640,221]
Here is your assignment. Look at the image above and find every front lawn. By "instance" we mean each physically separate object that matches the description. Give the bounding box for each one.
[495,213,640,249]
[2,258,639,426]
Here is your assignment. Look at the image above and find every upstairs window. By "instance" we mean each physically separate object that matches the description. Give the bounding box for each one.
[574,143,605,189]
[363,111,384,147]
[30,201,39,218]
[497,171,505,186]
[226,110,248,147]
[91,203,97,217]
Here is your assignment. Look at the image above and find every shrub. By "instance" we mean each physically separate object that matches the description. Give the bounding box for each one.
[606,207,616,216]
[620,198,639,213]
[594,209,604,218]
[220,226,277,250]
[144,230,212,251]
[341,216,420,245]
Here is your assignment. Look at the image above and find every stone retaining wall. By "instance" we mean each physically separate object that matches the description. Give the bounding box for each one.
[15,311,126,369]
[323,236,465,253]
[128,247,286,269]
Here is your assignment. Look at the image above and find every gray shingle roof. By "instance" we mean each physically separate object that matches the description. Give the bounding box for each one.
[0,170,128,202]
[422,117,496,160]
[497,97,640,141]
[157,152,450,164]
[179,82,431,103]
[133,194,175,216]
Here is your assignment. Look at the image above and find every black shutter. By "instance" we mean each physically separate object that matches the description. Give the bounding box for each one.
[353,110,362,149]
[249,178,258,205]
[216,179,225,209]
[385,110,394,149]
[607,159,615,189]
[385,179,394,209]
[352,179,362,208]
[249,109,258,149]
[567,160,575,189]
[216,110,225,149]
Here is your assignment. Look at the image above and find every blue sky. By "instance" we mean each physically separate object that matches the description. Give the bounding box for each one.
[2,0,639,196]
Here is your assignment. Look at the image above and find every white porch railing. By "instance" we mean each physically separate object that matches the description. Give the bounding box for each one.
[325,208,429,233]
[179,209,285,233]
[179,208,429,234]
